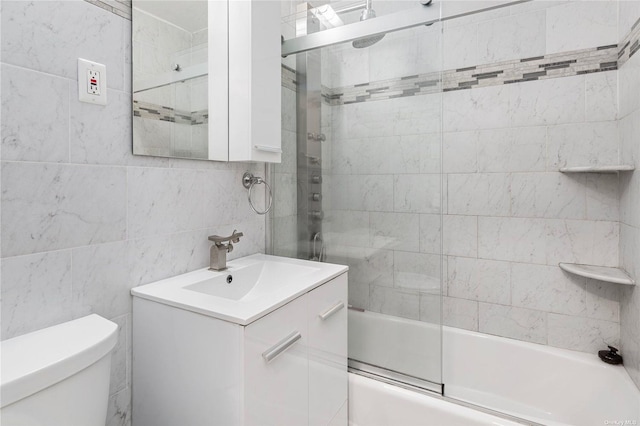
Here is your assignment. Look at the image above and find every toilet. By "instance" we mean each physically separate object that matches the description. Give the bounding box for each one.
[1,314,118,426]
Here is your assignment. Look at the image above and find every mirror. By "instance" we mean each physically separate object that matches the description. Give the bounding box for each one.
[132,0,281,163]
[132,1,210,160]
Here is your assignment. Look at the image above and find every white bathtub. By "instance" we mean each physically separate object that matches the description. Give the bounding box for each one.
[349,310,640,426]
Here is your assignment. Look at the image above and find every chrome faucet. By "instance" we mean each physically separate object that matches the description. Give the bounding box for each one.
[208,230,243,271]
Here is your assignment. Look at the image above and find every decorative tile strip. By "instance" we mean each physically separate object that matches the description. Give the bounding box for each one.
[619,17,640,68]
[133,100,208,125]
[323,43,619,106]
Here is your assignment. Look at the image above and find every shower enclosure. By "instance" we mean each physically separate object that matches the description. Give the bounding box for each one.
[271,0,445,393]
[273,0,640,424]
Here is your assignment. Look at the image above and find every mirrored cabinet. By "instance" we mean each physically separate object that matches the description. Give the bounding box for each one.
[132,0,281,163]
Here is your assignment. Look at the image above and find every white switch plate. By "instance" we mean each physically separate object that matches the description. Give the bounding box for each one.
[78,58,107,105]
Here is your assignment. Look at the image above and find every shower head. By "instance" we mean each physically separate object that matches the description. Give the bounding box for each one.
[352,0,385,48]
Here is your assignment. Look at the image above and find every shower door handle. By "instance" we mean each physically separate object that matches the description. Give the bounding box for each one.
[319,301,345,321]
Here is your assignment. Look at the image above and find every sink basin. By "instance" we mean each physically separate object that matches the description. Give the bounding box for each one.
[131,254,348,325]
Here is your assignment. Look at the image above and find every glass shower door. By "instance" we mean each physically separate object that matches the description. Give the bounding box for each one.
[272,0,444,392]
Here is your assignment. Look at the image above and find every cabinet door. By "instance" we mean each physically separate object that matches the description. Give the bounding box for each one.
[244,295,308,426]
[308,274,348,426]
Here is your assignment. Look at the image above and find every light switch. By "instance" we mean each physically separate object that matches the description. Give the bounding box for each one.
[78,58,107,105]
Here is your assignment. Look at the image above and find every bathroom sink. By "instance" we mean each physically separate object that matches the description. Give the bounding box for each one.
[131,254,348,325]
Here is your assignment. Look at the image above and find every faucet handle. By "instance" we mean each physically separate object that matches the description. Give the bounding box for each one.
[231,229,244,243]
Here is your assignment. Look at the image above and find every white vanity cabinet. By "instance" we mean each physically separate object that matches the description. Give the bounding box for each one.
[132,269,347,426]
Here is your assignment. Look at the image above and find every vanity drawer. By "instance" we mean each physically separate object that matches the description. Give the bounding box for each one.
[244,295,308,426]
[308,273,348,426]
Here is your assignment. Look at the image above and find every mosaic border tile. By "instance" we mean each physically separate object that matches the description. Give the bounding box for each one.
[618,16,640,68]
[133,100,208,125]
[324,43,619,106]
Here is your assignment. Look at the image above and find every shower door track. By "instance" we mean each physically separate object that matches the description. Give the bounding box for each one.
[348,359,443,395]
[282,0,531,57]
[349,360,543,426]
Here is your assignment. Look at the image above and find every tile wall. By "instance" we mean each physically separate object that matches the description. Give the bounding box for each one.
[323,0,630,355]
[619,1,640,391]
[0,1,266,424]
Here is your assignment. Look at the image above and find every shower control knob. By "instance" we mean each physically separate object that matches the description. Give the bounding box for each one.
[311,175,322,184]
[312,193,322,202]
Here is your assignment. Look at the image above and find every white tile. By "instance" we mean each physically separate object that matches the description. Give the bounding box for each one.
[546,219,619,267]
[511,263,586,316]
[619,223,639,282]
[419,133,443,174]
[273,173,297,218]
[326,210,370,248]
[510,172,586,219]
[442,23,478,70]
[109,315,128,395]
[443,85,510,132]
[477,10,545,64]
[443,297,478,331]
[478,217,548,264]
[369,30,419,81]
[419,293,441,325]
[370,285,420,320]
[2,162,127,256]
[586,174,619,221]
[546,121,619,170]
[129,230,210,287]
[619,49,640,119]
[443,131,478,173]
[394,251,441,293]
[510,75,585,127]
[281,87,296,132]
[70,88,132,165]
[328,43,370,88]
[448,173,510,216]
[1,0,125,90]
[416,23,444,74]
[618,1,640,40]
[348,175,394,212]
[443,215,478,257]
[479,303,547,344]
[127,167,207,239]
[370,212,420,252]
[419,214,441,254]
[106,387,131,426]
[586,279,620,323]
[477,127,547,172]
[547,313,619,353]
[1,64,70,162]
[394,174,441,214]
[344,247,394,289]
[546,1,618,55]
[585,71,618,122]
[447,257,511,304]
[71,240,133,319]
[1,251,73,339]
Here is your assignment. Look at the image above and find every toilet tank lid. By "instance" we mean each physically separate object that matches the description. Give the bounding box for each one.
[0,314,118,408]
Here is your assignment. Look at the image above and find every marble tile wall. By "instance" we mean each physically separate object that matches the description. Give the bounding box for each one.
[323,0,627,355]
[1,1,266,425]
[618,5,640,391]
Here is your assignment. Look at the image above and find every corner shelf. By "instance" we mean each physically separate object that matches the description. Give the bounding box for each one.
[559,165,635,173]
[559,263,635,285]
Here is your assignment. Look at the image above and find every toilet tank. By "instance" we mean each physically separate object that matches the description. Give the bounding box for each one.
[1,314,118,426]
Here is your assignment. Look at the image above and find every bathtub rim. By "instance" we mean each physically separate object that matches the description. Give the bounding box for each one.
[347,369,543,426]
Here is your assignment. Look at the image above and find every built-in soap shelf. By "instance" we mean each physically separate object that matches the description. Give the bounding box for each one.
[559,263,635,285]
[559,165,635,173]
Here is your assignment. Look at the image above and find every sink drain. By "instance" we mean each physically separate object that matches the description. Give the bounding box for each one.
[226,275,233,284]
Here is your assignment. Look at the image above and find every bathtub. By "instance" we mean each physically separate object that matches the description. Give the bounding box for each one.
[349,310,640,426]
